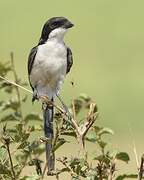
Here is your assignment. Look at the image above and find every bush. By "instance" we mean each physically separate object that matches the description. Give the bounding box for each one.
[0,53,143,179]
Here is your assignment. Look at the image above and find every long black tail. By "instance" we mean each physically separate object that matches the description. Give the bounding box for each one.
[43,99,55,172]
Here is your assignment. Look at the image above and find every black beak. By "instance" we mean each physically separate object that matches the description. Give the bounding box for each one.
[63,21,74,29]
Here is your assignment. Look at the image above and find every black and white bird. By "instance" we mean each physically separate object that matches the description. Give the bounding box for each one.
[28,17,74,172]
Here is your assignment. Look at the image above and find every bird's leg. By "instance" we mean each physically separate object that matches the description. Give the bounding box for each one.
[56,94,72,119]
[40,96,53,110]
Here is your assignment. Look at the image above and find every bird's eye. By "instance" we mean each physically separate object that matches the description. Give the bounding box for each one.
[52,22,58,27]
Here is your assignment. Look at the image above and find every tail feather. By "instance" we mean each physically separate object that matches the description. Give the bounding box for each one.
[43,100,55,172]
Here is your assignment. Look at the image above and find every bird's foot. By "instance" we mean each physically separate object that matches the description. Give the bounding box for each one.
[40,96,53,109]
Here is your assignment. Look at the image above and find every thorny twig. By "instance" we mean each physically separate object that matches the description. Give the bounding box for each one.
[0,72,98,144]
[83,103,98,136]
[4,137,16,180]
[0,75,32,93]
[72,99,76,122]
[108,159,116,180]
[138,154,144,180]
[0,74,68,118]
[73,102,98,149]
[0,74,68,120]
[43,96,98,150]
[0,73,99,178]
[134,140,139,169]
[57,157,77,177]
[41,162,47,179]
[69,98,81,135]
[10,52,24,122]
[128,123,140,169]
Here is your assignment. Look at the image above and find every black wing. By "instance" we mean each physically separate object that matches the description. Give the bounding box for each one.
[28,46,38,91]
[66,47,73,74]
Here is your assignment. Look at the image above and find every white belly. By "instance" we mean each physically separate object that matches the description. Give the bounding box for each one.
[30,40,67,98]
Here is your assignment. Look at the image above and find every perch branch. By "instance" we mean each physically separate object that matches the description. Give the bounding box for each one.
[138,154,144,180]
[0,75,32,93]
[40,96,66,115]
[4,138,16,180]
[0,76,67,117]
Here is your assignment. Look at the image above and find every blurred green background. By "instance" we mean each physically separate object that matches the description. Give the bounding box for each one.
[0,0,144,174]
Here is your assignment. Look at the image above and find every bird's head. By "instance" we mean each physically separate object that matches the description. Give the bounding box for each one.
[39,17,74,44]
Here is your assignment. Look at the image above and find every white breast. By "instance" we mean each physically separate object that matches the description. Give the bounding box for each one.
[30,39,67,99]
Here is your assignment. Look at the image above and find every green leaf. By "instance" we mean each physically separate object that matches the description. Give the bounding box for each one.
[81,166,87,172]
[93,126,102,134]
[13,164,22,178]
[86,133,97,143]
[22,95,28,102]
[0,82,13,93]
[98,127,114,136]
[72,99,83,114]
[115,152,130,163]
[29,142,45,155]
[24,113,42,123]
[17,141,29,149]
[86,169,98,180]
[69,158,81,168]
[0,164,12,175]
[19,175,40,180]
[93,155,110,164]
[57,167,70,173]
[86,176,98,180]
[22,133,30,141]
[116,174,138,180]
[0,99,20,111]
[16,153,29,165]
[14,123,23,141]
[0,146,6,160]
[61,131,76,137]
[28,159,43,166]
[93,126,114,136]
[97,140,107,149]
[0,61,11,77]
[28,125,42,132]
[79,93,91,102]
[72,176,80,180]
[53,138,67,152]
[1,113,19,122]
[17,123,23,132]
